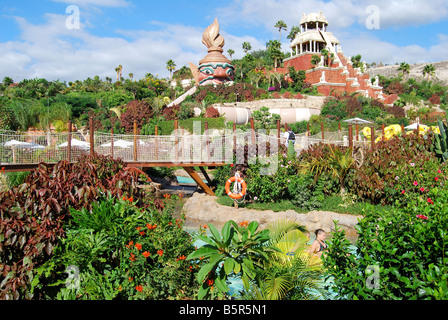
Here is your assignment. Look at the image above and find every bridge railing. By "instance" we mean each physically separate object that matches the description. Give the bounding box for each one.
[0,128,374,165]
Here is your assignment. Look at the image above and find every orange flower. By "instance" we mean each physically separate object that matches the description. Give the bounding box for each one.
[129,197,134,202]
[126,241,134,248]
[202,224,208,229]
[135,285,143,292]
[118,285,122,291]
[128,277,133,282]
[207,279,214,286]
[135,243,142,250]
[136,227,141,231]
[139,231,145,236]
[130,253,136,262]
[239,221,249,227]
[143,251,150,258]
[178,193,184,198]
[176,255,186,261]
[163,193,171,198]
[146,223,157,230]
[157,249,164,256]
[123,196,128,201]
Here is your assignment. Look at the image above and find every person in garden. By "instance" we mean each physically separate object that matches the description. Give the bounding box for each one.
[308,229,328,258]
[283,130,296,146]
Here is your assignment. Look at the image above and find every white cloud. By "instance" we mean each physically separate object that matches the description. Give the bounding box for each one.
[338,31,448,65]
[217,0,448,32]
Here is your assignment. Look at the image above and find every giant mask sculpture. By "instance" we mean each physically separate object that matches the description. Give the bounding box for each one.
[189,18,235,86]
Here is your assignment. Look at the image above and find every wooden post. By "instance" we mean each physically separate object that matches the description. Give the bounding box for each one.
[321,121,324,141]
[306,122,310,136]
[356,124,359,142]
[371,126,375,151]
[348,124,353,149]
[67,121,72,162]
[133,120,138,162]
[89,117,94,156]
[155,125,158,161]
[401,123,405,135]
[110,128,114,158]
[250,118,256,145]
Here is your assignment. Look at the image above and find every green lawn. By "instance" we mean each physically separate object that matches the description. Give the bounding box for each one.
[216,194,393,216]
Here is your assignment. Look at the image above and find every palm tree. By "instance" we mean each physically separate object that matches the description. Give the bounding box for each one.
[166,59,176,80]
[115,65,123,82]
[300,144,355,195]
[242,41,252,54]
[266,39,283,70]
[398,62,410,77]
[128,73,134,81]
[311,55,321,68]
[422,64,436,80]
[321,48,330,67]
[227,48,235,60]
[275,20,288,43]
[240,219,327,300]
[351,55,362,68]
[287,26,300,42]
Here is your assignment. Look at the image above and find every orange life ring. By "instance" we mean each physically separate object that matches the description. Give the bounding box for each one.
[225,176,247,200]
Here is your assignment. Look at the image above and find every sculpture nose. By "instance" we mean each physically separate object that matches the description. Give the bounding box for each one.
[214,67,226,78]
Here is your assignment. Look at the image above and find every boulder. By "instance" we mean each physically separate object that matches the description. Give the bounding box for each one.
[182,192,362,237]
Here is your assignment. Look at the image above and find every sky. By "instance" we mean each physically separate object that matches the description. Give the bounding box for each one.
[1,0,448,82]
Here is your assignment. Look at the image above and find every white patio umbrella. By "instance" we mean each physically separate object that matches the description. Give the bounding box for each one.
[100,139,145,148]
[404,123,428,130]
[3,140,45,163]
[343,118,374,125]
[4,140,45,150]
[58,138,90,149]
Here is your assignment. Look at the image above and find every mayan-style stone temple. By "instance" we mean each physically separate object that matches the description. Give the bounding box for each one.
[189,18,235,86]
[279,11,397,104]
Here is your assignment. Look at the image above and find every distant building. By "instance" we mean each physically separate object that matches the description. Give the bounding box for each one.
[278,11,397,105]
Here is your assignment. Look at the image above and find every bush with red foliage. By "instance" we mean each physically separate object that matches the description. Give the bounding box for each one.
[385,81,405,95]
[429,94,441,105]
[162,104,180,120]
[120,100,153,133]
[0,154,148,300]
[204,106,220,118]
[282,91,292,99]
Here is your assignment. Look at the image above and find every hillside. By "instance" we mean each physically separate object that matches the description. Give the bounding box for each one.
[366,60,448,85]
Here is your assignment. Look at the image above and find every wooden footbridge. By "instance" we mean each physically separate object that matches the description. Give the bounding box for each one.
[1,117,378,196]
[0,119,280,196]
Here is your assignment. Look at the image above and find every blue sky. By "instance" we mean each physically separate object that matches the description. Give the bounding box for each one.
[1,0,448,82]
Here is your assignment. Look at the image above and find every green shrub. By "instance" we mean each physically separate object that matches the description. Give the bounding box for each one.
[324,187,448,299]
[287,173,322,211]
[353,132,439,205]
[32,194,199,300]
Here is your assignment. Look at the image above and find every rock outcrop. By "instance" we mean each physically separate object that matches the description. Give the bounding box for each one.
[182,192,362,237]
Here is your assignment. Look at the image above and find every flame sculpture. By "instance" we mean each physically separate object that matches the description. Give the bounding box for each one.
[189,18,235,86]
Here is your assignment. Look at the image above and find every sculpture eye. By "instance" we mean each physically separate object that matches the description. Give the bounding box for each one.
[226,69,234,77]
